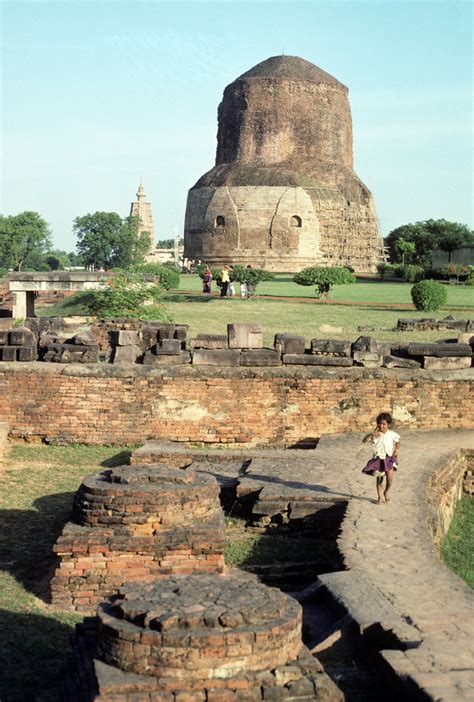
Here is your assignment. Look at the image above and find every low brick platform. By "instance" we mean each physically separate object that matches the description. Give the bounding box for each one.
[51,465,225,611]
[63,572,343,701]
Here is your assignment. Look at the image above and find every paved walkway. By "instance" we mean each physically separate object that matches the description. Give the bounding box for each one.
[317,429,474,702]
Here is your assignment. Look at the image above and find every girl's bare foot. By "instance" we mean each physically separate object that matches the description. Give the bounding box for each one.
[384,493,391,503]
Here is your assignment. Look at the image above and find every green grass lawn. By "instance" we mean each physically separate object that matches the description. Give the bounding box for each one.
[37,276,474,346]
[440,495,474,589]
[0,444,136,702]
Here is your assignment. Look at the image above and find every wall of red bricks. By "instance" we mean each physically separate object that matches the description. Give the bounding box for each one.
[0,363,472,445]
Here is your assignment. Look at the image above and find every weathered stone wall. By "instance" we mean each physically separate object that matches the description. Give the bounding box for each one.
[0,363,472,445]
[427,449,473,550]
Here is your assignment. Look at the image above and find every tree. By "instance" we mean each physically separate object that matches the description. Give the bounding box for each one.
[293,266,356,297]
[74,212,151,270]
[0,211,52,271]
[157,237,183,248]
[386,220,473,267]
[438,230,471,262]
[394,237,416,266]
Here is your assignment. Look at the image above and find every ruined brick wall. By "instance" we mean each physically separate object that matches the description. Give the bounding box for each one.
[0,364,472,445]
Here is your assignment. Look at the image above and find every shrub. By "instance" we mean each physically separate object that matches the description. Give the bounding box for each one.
[411,279,447,312]
[401,264,424,283]
[0,267,8,278]
[293,266,356,297]
[230,265,274,288]
[86,272,173,321]
[134,263,180,290]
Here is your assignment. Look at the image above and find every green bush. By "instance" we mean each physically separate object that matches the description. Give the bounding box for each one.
[293,266,356,297]
[401,264,424,283]
[411,279,447,312]
[230,265,274,287]
[86,272,173,321]
[0,267,8,278]
[134,263,180,290]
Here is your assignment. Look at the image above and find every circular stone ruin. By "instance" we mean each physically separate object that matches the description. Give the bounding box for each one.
[51,464,225,611]
[66,571,343,701]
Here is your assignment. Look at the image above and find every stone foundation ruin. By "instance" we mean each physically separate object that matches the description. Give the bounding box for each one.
[51,464,225,611]
[63,572,343,701]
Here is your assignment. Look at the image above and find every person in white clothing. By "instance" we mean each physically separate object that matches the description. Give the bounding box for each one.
[362,412,400,504]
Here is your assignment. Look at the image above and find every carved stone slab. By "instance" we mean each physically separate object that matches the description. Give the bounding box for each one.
[283,354,353,366]
[241,349,282,366]
[192,349,241,366]
[311,339,351,357]
[228,323,263,349]
[408,343,472,358]
[274,334,306,355]
[423,356,472,370]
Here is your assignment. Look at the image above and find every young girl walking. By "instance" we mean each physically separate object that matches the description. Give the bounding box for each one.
[362,412,400,504]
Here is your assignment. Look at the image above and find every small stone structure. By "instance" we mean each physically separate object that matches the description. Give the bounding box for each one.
[64,572,343,701]
[185,55,383,272]
[51,464,225,611]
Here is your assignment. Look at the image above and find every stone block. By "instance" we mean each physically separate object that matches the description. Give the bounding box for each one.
[1,346,18,361]
[352,336,379,353]
[457,333,474,347]
[382,355,421,369]
[283,354,353,366]
[111,345,141,364]
[39,333,59,348]
[357,325,375,332]
[352,351,382,368]
[189,335,228,350]
[156,339,182,355]
[439,315,468,330]
[156,324,175,341]
[43,343,100,364]
[228,323,262,349]
[143,351,191,365]
[0,331,8,345]
[71,331,97,345]
[310,339,351,357]
[423,356,472,370]
[17,346,37,362]
[467,320,474,331]
[109,329,140,346]
[240,349,282,366]
[274,334,306,355]
[9,327,36,346]
[174,324,189,340]
[408,342,472,358]
[192,350,241,366]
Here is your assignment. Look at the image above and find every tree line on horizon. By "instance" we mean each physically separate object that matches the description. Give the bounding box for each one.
[0,210,472,275]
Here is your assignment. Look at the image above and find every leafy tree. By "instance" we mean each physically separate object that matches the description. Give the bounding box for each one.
[386,220,473,267]
[438,230,471,262]
[86,272,173,321]
[411,279,447,312]
[293,266,356,297]
[74,212,151,270]
[230,265,274,290]
[0,211,52,271]
[45,249,71,270]
[395,237,416,266]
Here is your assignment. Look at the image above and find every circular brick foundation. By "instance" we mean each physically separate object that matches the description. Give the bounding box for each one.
[98,571,302,683]
[52,465,225,611]
[73,464,222,532]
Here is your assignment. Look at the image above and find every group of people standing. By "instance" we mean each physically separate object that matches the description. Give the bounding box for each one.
[202,265,249,298]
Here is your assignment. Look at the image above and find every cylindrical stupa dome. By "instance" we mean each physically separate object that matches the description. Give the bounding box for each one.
[184,55,383,272]
[216,55,353,183]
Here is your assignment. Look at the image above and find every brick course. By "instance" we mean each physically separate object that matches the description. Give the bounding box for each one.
[0,364,472,445]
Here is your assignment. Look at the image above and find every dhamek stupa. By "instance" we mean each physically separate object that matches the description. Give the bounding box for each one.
[184,55,383,271]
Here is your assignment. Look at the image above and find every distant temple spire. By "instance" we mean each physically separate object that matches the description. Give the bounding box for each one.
[130,181,156,255]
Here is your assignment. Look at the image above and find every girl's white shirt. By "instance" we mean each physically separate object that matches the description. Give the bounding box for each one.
[372,430,400,459]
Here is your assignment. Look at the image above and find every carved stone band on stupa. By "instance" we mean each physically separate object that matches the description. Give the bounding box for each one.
[184,55,383,272]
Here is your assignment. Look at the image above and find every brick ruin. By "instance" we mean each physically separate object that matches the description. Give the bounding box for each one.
[1,316,473,370]
[63,572,343,701]
[184,55,383,272]
[51,464,225,611]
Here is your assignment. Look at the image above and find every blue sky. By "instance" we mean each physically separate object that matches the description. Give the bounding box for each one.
[2,0,472,251]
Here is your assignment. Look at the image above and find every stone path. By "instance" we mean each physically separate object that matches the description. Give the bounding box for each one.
[318,429,474,702]
[133,430,474,700]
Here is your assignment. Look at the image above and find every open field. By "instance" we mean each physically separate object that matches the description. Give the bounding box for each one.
[440,495,474,589]
[37,276,474,346]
